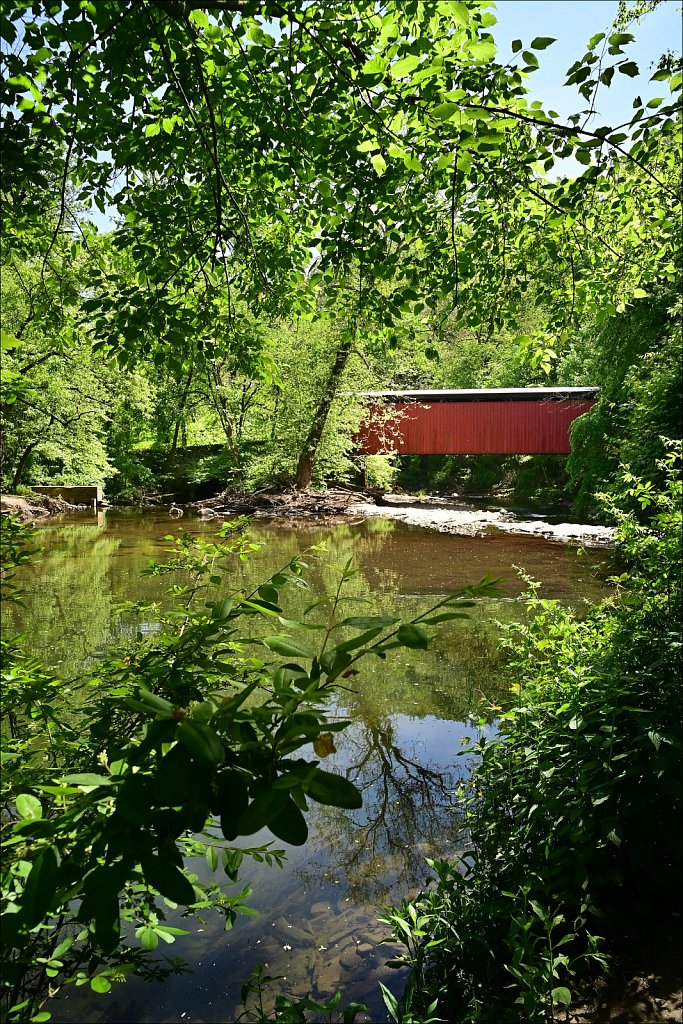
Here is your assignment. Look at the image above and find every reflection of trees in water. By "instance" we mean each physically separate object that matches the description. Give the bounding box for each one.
[299,714,464,904]
[6,523,124,677]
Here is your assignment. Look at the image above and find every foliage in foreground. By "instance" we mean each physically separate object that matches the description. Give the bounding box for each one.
[0,513,497,1022]
[380,444,682,1023]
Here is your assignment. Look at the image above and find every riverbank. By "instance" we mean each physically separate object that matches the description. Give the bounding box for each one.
[354,495,616,547]
[192,488,616,547]
[0,493,99,521]
[2,486,615,547]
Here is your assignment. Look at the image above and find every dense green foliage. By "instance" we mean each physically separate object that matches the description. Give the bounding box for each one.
[1,1,682,1021]
[1,0,681,499]
[565,292,682,517]
[380,445,682,1022]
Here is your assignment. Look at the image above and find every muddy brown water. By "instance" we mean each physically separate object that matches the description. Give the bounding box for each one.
[7,509,615,1023]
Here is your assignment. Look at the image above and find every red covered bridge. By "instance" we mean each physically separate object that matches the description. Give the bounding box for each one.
[356,387,598,456]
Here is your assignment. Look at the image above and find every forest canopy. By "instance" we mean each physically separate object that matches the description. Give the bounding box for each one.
[1,0,681,493]
[1,5,682,1023]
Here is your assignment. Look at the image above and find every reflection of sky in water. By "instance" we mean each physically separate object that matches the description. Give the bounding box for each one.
[50,710,497,1023]
[54,711,491,1023]
[19,511,611,1023]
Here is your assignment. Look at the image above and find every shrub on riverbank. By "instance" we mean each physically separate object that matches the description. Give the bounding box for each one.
[381,444,682,1023]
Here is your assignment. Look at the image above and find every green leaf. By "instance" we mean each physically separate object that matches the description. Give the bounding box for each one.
[370,153,387,177]
[469,40,495,62]
[236,786,289,835]
[448,2,470,27]
[216,770,249,840]
[397,623,429,649]
[144,123,160,137]
[212,597,233,620]
[531,37,556,49]
[268,798,308,845]
[361,56,389,78]
[18,846,60,930]
[141,854,196,905]
[16,794,42,820]
[191,701,215,724]
[432,102,459,121]
[91,976,112,993]
[380,982,400,1021]
[618,61,639,77]
[177,719,225,766]
[262,636,314,659]
[390,54,421,78]
[188,8,209,28]
[277,616,324,631]
[1,329,22,350]
[136,690,174,714]
[511,39,523,54]
[319,650,354,678]
[552,987,571,1006]
[79,863,128,952]
[332,629,382,656]
[306,769,362,809]
[222,848,243,880]
[420,612,469,624]
[136,925,158,951]
[60,773,112,787]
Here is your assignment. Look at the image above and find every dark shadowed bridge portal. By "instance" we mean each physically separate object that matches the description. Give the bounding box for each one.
[356,388,599,456]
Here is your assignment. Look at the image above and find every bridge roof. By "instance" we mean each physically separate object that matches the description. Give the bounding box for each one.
[355,387,599,403]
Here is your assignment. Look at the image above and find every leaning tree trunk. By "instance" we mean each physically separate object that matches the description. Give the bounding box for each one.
[294,331,353,490]
[11,439,40,490]
[170,361,194,456]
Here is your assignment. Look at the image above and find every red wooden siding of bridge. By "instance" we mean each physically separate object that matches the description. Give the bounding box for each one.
[356,390,597,456]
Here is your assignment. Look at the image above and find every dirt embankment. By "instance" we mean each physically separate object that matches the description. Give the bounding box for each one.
[193,489,616,547]
[0,493,89,521]
[192,486,378,519]
[570,920,683,1023]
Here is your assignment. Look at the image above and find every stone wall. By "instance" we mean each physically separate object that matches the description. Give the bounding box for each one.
[31,485,103,505]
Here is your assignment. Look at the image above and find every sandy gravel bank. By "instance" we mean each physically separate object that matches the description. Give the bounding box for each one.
[353,497,616,547]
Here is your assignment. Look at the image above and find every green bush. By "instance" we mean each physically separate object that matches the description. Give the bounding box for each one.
[382,443,682,1023]
[364,453,399,491]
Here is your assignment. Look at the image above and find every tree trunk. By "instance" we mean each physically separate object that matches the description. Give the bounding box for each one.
[170,362,194,456]
[294,330,353,490]
[170,417,182,456]
[11,439,40,490]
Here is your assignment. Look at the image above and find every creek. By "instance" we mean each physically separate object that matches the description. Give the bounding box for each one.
[7,508,615,1023]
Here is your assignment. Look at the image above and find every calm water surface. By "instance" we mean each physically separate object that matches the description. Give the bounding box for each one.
[9,509,614,1023]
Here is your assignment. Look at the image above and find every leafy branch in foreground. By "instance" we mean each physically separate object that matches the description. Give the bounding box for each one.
[0,513,498,1022]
